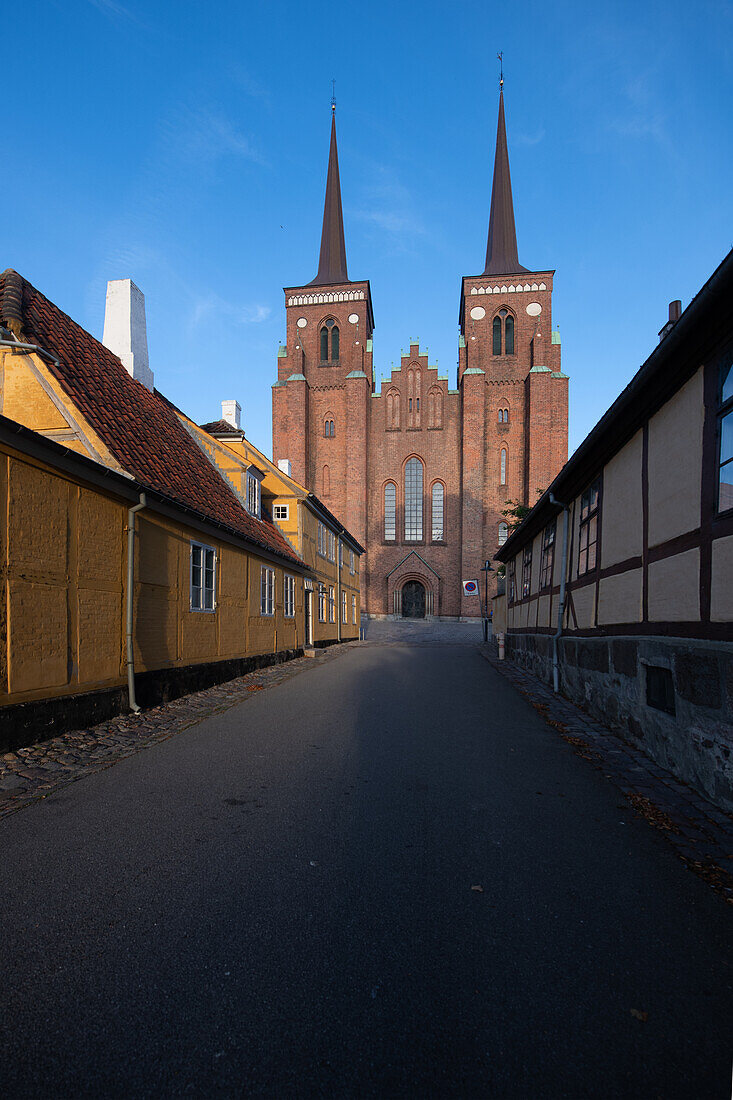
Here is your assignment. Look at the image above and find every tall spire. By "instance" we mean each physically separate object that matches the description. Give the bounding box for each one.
[484,89,527,276]
[309,106,349,286]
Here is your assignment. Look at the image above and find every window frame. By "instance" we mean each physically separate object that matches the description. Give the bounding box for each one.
[384,481,397,542]
[246,470,262,519]
[318,584,326,622]
[260,565,275,617]
[431,480,445,542]
[190,540,217,613]
[500,447,507,485]
[273,503,289,522]
[717,355,733,514]
[521,544,533,599]
[349,548,355,574]
[352,593,357,624]
[578,477,601,576]
[283,573,296,618]
[342,590,348,624]
[507,558,516,605]
[404,457,424,542]
[539,518,556,590]
[498,521,509,547]
[328,586,336,623]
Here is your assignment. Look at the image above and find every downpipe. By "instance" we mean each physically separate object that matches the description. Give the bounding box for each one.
[550,492,570,694]
[126,493,147,713]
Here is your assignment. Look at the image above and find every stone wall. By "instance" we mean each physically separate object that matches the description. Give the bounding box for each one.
[505,632,733,812]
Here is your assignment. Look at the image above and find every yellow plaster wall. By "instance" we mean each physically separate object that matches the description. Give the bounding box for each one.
[711,535,733,622]
[597,568,643,625]
[601,430,643,567]
[571,582,596,630]
[648,370,704,547]
[648,548,700,622]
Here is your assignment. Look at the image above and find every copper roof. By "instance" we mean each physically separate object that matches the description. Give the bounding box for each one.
[0,269,302,566]
[309,110,350,287]
[484,91,527,277]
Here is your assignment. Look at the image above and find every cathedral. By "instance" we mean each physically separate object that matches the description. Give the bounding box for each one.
[273,90,569,619]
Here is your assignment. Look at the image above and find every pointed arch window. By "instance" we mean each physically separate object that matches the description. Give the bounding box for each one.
[384,482,396,541]
[324,417,335,437]
[404,457,423,541]
[386,389,400,429]
[319,319,340,363]
[498,521,508,546]
[498,407,509,424]
[431,481,444,541]
[500,447,507,485]
[492,309,516,357]
[323,464,331,496]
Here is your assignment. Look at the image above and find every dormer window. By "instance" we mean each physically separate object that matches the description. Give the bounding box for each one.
[320,319,340,363]
[246,467,263,519]
[492,309,515,357]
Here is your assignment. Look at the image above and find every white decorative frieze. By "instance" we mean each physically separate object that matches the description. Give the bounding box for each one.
[287,290,366,306]
[468,281,548,297]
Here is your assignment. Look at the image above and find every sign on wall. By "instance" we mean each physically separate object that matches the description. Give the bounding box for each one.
[462,579,479,596]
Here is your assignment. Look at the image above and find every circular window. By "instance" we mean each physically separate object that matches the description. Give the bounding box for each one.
[526,302,542,317]
[348,313,359,324]
[469,306,486,320]
[296,317,308,328]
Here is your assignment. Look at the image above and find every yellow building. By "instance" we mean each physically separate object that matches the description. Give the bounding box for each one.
[0,268,360,750]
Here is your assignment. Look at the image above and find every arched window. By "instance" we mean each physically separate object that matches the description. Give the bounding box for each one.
[434,389,443,429]
[404,457,423,541]
[498,521,508,546]
[319,319,339,362]
[386,390,400,429]
[331,325,339,360]
[324,417,335,437]
[323,464,330,496]
[431,482,444,541]
[393,391,400,428]
[492,310,516,357]
[500,448,507,485]
[387,392,393,426]
[384,482,396,541]
[498,407,509,424]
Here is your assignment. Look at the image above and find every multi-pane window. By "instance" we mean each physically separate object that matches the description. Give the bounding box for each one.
[521,545,532,598]
[352,594,357,624]
[324,419,335,437]
[342,590,348,623]
[246,472,261,518]
[498,521,508,546]
[431,482,444,541]
[507,558,516,604]
[273,504,289,522]
[492,309,515,356]
[190,541,216,611]
[718,358,733,512]
[318,584,326,621]
[498,407,509,424]
[319,319,339,362]
[384,482,396,541]
[349,549,355,574]
[339,540,343,568]
[260,566,275,616]
[404,457,423,541]
[328,586,336,623]
[578,478,601,575]
[500,448,507,485]
[539,519,556,589]
[328,531,336,562]
[283,574,296,618]
[317,522,327,556]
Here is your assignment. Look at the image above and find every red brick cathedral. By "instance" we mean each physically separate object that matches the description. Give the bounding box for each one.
[273,91,568,619]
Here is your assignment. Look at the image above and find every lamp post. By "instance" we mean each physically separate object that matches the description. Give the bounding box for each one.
[481,559,493,642]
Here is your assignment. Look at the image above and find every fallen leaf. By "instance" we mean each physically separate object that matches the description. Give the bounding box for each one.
[630,1009,648,1022]
[471,885,483,893]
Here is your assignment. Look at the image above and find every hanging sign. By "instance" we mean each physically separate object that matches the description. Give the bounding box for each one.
[462,579,479,596]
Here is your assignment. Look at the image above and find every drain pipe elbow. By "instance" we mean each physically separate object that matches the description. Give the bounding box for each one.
[549,492,570,694]
[126,493,147,713]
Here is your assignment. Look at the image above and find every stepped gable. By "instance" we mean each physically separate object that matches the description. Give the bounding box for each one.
[0,269,301,565]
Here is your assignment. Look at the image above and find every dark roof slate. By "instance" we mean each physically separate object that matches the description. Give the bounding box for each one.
[0,270,301,566]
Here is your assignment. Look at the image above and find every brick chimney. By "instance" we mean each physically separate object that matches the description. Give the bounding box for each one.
[221,400,241,430]
[658,299,682,343]
[102,279,154,391]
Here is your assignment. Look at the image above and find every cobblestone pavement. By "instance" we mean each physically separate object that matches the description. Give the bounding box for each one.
[480,644,733,903]
[0,644,356,822]
[361,619,487,644]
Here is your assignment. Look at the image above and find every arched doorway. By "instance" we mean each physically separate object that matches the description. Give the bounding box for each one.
[402,580,426,619]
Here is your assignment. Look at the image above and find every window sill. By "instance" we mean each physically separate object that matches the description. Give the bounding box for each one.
[319,361,340,367]
[189,607,216,614]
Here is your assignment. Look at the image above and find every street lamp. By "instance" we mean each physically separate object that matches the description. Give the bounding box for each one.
[481,559,493,643]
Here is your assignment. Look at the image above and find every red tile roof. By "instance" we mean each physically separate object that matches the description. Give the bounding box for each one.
[0,270,302,566]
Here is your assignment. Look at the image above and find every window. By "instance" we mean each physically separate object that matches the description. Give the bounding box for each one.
[387,390,401,429]
[404,457,423,541]
[498,521,508,546]
[246,471,261,518]
[284,574,296,618]
[190,541,216,611]
[539,519,556,589]
[521,545,532,598]
[407,368,421,427]
[646,665,675,715]
[338,540,343,568]
[342,590,348,623]
[328,586,336,622]
[498,407,509,424]
[260,566,275,616]
[349,548,355,574]
[324,419,335,438]
[718,358,733,512]
[507,558,516,604]
[500,448,507,485]
[318,584,326,621]
[274,504,289,522]
[317,521,327,557]
[492,309,515,356]
[431,482,444,541]
[352,593,357,624]
[323,464,330,496]
[429,388,443,429]
[328,530,336,562]
[320,319,339,362]
[384,482,396,541]
[578,478,601,575]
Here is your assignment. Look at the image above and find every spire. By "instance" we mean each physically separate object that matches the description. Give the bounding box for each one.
[484,89,527,276]
[309,106,349,286]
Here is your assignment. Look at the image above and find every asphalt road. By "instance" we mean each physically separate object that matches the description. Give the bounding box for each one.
[1,644,731,1098]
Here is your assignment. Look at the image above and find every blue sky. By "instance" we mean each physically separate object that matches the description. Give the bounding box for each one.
[7,0,733,458]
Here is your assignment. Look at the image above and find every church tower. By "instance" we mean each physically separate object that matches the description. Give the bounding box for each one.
[457,85,568,617]
[273,105,373,548]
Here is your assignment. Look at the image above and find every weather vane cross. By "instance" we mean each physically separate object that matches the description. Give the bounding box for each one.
[331,79,336,110]
[497,51,504,89]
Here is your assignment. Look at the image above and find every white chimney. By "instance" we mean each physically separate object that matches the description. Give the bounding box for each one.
[278,458,292,477]
[221,399,241,430]
[102,279,154,392]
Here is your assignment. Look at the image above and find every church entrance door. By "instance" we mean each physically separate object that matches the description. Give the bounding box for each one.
[401,580,426,619]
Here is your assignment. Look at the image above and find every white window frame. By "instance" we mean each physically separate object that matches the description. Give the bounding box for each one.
[274,503,289,522]
[190,541,217,612]
[342,590,348,623]
[247,470,262,519]
[328,530,336,562]
[317,522,326,558]
[260,565,275,616]
[284,574,296,618]
[349,549,355,574]
[328,586,336,623]
[318,584,326,622]
[352,593,357,624]
[338,540,343,568]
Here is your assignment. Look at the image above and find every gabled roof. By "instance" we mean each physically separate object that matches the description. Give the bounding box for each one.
[0,269,302,566]
[199,418,244,438]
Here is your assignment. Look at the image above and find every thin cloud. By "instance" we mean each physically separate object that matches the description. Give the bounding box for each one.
[86,0,138,23]
[514,128,545,147]
[190,292,271,330]
[608,76,673,152]
[161,108,268,168]
[353,166,426,246]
